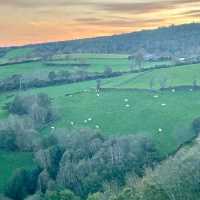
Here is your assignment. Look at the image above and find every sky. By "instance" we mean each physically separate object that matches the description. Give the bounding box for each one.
[0,0,200,47]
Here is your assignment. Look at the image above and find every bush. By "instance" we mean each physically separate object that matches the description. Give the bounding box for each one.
[5,168,40,200]
[192,117,200,134]
[35,130,160,198]
[0,130,17,151]
[45,189,80,200]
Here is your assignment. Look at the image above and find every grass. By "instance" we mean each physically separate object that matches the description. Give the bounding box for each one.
[0,61,72,79]
[38,89,200,156]
[102,63,200,89]
[0,47,33,64]
[0,151,35,192]
[0,52,199,191]
[0,52,171,79]
[0,94,11,119]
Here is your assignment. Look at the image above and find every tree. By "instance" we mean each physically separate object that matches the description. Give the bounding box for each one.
[48,71,57,82]
[5,168,40,200]
[134,50,144,70]
[159,77,168,89]
[37,93,51,107]
[25,193,43,200]
[149,78,155,91]
[76,70,88,81]
[192,117,200,134]
[58,71,70,80]
[55,132,159,198]
[0,130,17,151]
[45,190,80,200]
[0,195,12,200]
[104,67,113,77]
[193,77,198,88]
[87,192,103,200]
[35,145,63,179]
[96,79,101,93]
[128,55,135,72]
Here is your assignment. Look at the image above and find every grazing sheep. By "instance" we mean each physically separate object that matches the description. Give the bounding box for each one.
[124,98,129,102]
[125,104,130,108]
[88,118,92,121]
[158,128,163,132]
[161,103,166,106]
[95,125,100,129]
[154,95,159,98]
[172,89,176,93]
[70,121,74,125]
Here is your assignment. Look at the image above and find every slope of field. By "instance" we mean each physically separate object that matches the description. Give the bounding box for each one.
[0,52,199,192]
[24,23,200,57]
[28,88,199,156]
[0,52,172,79]
[0,151,35,192]
[0,47,33,64]
[103,63,200,89]
[0,94,10,119]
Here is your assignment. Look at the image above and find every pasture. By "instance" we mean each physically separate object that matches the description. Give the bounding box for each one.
[42,89,199,156]
[0,51,199,192]
[0,52,171,79]
[103,63,200,89]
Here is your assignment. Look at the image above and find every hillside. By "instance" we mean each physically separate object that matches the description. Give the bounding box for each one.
[2,23,200,58]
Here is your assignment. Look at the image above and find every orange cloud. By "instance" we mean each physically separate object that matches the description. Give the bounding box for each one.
[0,0,200,46]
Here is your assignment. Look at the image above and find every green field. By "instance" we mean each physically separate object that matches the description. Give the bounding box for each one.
[103,63,200,89]
[0,51,199,192]
[0,151,35,192]
[0,51,171,79]
[0,47,33,64]
[41,89,198,156]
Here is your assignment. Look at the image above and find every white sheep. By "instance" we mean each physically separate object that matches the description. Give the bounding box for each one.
[158,128,163,132]
[172,89,176,93]
[95,125,100,129]
[70,121,74,125]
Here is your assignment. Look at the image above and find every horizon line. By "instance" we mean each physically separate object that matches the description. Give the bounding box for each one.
[1,22,199,49]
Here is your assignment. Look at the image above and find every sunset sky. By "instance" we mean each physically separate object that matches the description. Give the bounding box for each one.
[0,0,200,47]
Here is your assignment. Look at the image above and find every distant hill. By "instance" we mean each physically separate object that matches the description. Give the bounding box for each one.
[2,23,200,58]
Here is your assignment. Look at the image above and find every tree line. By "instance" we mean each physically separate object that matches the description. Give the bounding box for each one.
[0,93,56,151]
[4,129,161,200]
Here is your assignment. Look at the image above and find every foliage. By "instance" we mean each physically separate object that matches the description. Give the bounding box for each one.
[5,168,40,200]
[35,130,160,198]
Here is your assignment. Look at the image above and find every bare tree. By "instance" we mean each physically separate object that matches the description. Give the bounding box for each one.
[96,79,101,93]
[159,77,168,89]
[149,78,155,91]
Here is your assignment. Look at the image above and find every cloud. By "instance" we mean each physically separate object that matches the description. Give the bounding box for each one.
[178,9,200,18]
[75,16,166,28]
[181,9,200,15]
[0,0,94,8]
[94,0,200,14]
[1,0,200,46]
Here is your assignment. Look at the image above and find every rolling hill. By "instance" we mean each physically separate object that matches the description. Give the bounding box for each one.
[1,23,200,59]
